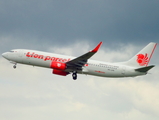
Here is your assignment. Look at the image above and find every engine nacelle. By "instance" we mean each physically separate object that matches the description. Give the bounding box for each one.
[52,69,69,76]
[50,62,66,70]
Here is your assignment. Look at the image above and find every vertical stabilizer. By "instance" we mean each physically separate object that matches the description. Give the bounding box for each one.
[124,42,157,67]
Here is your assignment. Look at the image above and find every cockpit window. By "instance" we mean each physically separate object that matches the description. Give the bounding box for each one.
[10,50,14,52]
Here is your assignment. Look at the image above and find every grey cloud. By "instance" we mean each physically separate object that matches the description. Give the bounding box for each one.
[0,0,159,52]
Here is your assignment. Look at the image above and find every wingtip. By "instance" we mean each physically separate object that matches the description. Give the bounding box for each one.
[91,41,103,53]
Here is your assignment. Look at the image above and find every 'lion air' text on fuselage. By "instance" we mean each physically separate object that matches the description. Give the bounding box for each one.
[26,52,70,62]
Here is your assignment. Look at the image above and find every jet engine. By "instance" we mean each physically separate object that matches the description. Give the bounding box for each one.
[52,69,69,76]
[50,62,66,70]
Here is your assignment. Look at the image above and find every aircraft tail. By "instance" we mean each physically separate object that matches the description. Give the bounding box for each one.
[123,42,157,67]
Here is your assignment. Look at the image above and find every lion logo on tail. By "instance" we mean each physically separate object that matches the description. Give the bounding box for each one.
[136,53,149,66]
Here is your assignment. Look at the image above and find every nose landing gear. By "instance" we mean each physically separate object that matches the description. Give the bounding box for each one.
[13,63,17,69]
[10,61,17,69]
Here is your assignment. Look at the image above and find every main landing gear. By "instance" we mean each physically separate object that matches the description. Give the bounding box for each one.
[72,71,77,80]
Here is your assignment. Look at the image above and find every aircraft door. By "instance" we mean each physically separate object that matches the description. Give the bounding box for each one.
[122,66,126,76]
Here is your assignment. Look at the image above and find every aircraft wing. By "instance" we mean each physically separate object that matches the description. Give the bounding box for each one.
[66,42,102,70]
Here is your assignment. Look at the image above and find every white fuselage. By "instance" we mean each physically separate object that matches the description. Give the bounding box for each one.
[2,49,146,78]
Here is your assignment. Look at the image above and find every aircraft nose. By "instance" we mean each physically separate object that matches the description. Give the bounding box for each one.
[2,52,8,58]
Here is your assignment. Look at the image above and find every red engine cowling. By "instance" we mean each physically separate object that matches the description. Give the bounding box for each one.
[50,62,66,70]
[53,69,69,76]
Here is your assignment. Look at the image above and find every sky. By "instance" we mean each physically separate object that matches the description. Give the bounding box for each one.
[0,0,159,120]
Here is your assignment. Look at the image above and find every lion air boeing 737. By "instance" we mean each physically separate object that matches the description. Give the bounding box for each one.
[2,42,157,80]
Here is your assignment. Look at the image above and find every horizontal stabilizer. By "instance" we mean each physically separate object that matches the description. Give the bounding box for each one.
[135,65,155,72]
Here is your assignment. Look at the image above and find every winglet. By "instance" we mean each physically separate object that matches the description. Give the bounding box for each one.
[91,42,103,52]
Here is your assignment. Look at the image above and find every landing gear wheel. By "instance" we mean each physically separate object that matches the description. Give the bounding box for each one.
[72,71,77,80]
[13,64,17,69]
[72,73,77,80]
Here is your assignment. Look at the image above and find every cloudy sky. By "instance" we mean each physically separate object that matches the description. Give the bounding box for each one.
[0,0,159,120]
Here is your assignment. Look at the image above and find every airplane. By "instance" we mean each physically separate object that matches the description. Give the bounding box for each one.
[2,42,157,80]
